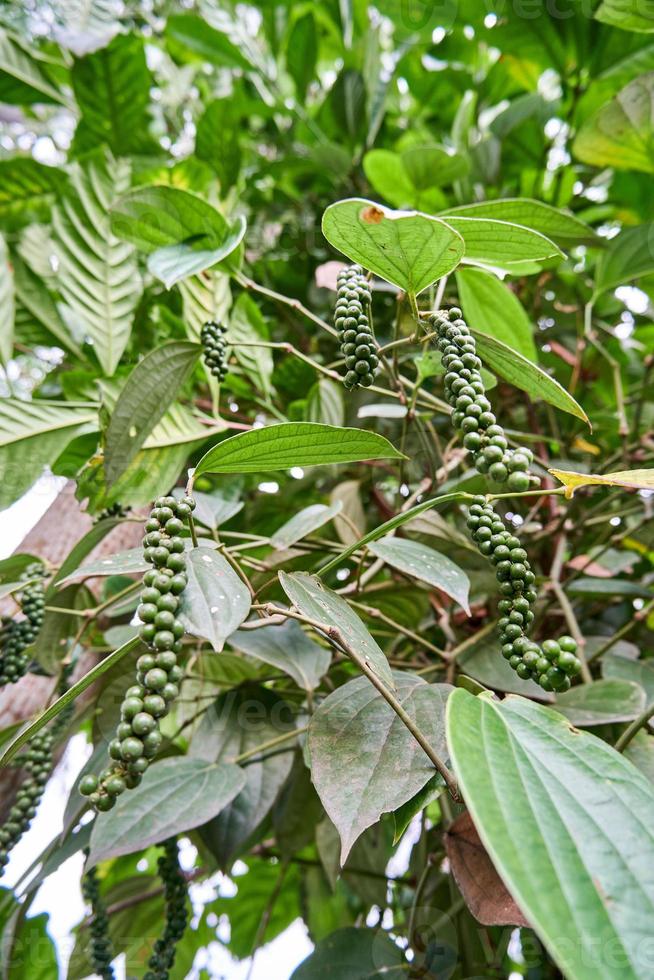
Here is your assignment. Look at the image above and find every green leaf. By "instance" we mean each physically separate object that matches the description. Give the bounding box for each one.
[287,13,317,100]
[596,0,654,33]
[472,330,590,425]
[57,546,147,584]
[0,158,66,220]
[165,13,251,70]
[0,28,68,105]
[0,233,14,364]
[594,223,654,295]
[363,145,467,209]
[195,99,242,191]
[48,517,124,594]
[367,536,470,615]
[193,422,404,479]
[554,679,645,726]
[291,928,406,980]
[13,255,82,357]
[147,215,246,289]
[279,571,394,689]
[573,72,654,173]
[87,757,246,866]
[71,34,156,156]
[53,152,140,376]
[458,634,547,700]
[447,690,654,980]
[309,673,450,861]
[178,545,251,652]
[549,466,654,497]
[6,912,58,980]
[0,399,96,510]
[603,653,654,707]
[322,198,464,296]
[456,268,537,361]
[104,341,200,485]
[271,502,343,550]
[440,198,598,248]
[193,688,296,866]
[230,619,331,691]
[228,292,274,397]
[110,185,233,253]
[306,379,345,427]
[443,216,563,268]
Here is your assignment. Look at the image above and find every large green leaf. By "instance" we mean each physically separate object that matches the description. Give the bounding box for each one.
[6,913,58,980]
[71,34,156,155]
[594,222,654,295]
[363,145,468,210]
[104,341,200,485]
[193,688,296,866]
[440,198,598,247]
[57,545,148,584]
[0,28,68,105]
[178,545,251,651]
[13,255,82,357]
[195,99,242,191]
[110,185,234,253]
[53,152,140,375]
[165,13,251,69]
[447,690,654,980]
[228,292,274,397]
[193,422,403,479]
[287,12,317,100]
[0,158,66,220]
[0,399,96,509]
[88,757,246,865]
[309,673,450,861]
[595,0,654,32]
[367,536,470,614]
[279,571,394,689]
[147,215,246,289]
[573,72,654,173]
[456,267,537,361]
[473,330,590,425]
[230,619,331,691]
[444,217,563,268]
[322,198,464,296]
[0,234,14,363]
[174,487,243,531]
[603,653,654,707]
[291,928,406,979]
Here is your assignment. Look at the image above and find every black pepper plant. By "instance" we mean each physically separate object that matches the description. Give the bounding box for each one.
[0,5,653,979]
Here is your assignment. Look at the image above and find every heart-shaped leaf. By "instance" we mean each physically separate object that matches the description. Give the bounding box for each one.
[230,619,331,692]
[322,198,464,296]
[367,536,470,615]
[179,545,251,651]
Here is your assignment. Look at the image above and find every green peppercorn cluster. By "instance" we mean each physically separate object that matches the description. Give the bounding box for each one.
[0,672,73,875]
[467,496,582,691]
[80,495,195,813]
[0,563,46,686]
[200,320,228,381]
[430,308,534,490]
[82,856,115,980]
[335,265,379,389]
[143,838,188,980]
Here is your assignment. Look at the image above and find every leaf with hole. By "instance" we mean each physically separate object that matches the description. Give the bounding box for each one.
[193,422,404,479]
[279,571,394,689]
[367,536,470,615]
[322,197,464,296]
[308,673,451,862]
[88,757,245,866]
[447,690,654,980]
[178,545,251,652]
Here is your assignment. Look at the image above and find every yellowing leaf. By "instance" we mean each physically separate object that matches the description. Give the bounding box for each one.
[572,436,601,456]
[549,467,654,498]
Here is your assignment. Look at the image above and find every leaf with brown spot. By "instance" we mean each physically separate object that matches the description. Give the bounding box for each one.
[444,811,530,927]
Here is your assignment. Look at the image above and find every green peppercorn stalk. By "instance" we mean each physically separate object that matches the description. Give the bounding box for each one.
[334,265,380,389]
[0,562,46,687]
[82,853,115,980]
[0,666,74,875]
[80,494,196,812]
[200,320,229,382]
[143,838,188,980]
[430,308,583,691]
